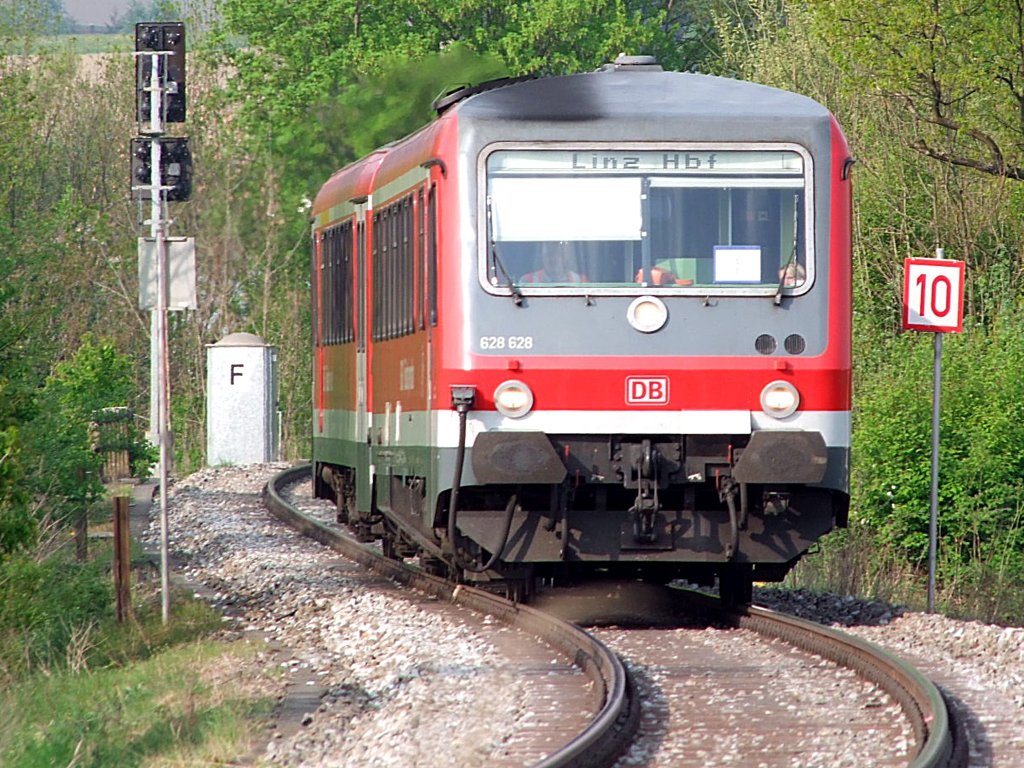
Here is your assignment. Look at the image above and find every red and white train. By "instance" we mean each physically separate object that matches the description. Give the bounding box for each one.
[311,55,852,603]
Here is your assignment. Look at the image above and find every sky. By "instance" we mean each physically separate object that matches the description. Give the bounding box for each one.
[64,0,131,26]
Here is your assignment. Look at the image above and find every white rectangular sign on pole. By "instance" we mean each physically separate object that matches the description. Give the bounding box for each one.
[139,236,197,310]
[902,257,966,333]
[903,251,967,613]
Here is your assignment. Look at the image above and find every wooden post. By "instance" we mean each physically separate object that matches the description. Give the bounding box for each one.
[74,467,88,561]
[113,496,132,622]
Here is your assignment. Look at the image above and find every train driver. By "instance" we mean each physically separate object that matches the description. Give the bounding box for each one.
[635,264,679,285]
[779,261,806,287]
[520,240,589,283]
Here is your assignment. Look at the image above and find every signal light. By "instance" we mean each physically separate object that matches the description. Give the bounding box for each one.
[131,139,152,186]
[161,138,192,201]
[135,22,186,124]
[130,137,193,202]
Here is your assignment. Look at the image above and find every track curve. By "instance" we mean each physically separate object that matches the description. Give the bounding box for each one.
[265,464,965,767]
[731,603,968,767]
[263,463,638,768]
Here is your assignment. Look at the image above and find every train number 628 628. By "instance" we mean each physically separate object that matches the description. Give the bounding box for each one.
[479,335,534,350]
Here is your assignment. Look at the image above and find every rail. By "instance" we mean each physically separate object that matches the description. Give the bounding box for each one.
[675,589,968,768]
[262,463,638,768]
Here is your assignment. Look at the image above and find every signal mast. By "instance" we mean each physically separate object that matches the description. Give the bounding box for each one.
[131,22,194,624]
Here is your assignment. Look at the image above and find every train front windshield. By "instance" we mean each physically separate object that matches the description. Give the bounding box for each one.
[483,147,814,295]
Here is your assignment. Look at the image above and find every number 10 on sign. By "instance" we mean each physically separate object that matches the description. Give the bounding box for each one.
[902,258,966,333]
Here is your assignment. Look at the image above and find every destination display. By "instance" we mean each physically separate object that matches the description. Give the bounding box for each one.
[487,149,805,175]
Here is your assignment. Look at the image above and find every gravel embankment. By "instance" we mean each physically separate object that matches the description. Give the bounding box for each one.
[144,465,1024,767]
[143,464,537,767]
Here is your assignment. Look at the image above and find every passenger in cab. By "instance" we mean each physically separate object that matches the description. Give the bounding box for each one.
[635,263,693,285]
[520,240,588,283]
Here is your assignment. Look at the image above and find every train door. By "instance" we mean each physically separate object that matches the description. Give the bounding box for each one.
[355,208,372,513]
[423,182,437,527]
[313,232,325,438]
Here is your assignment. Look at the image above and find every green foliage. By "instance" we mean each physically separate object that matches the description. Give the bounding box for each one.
[0,0,68,45]
[0,423,35,559]
[0,550,113,681]
[210,0,724,130]
[114,0,184,32]
[21,336,150,523]
[0,637,273,767]
[812,0,1024,181]
[852,316,1024,596]
[0,549,261,767]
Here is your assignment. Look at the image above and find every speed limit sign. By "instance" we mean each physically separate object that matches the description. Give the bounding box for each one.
[903,258,965,333]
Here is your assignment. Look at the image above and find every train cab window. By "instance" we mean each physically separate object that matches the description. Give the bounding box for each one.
[482,147,813,296]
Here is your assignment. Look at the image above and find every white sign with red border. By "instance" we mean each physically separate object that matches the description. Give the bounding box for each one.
[902,258,965,333]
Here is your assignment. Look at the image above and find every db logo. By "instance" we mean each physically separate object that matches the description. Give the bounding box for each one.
[626,376,669,405]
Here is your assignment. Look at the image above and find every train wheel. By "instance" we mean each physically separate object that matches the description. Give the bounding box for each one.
[504,578,534,603]
[335,494,349,524]
[332,468,356,525]
[718,564,754,607]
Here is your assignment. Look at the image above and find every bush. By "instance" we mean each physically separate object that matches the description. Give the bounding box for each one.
[0,550,113,683]
[847,311,1024,618]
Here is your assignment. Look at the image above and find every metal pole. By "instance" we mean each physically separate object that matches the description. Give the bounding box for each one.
[927,246,944,613]
[148,314,159,446]
[148,51,172,624]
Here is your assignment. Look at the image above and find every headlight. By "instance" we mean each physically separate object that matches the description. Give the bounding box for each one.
[760,380,800,419]
[627,296,668,333]
[494,380,534,418]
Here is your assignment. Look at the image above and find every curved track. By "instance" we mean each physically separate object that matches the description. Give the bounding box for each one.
[264,463,638,768]
[731,603,968,767]
[664,590,968,767]
[264,464,966,768]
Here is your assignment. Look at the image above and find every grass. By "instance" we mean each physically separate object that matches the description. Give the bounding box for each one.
[40,34,133,54]
[785,522,1024,625]
[0,635,277,767]
[0,535,282,768]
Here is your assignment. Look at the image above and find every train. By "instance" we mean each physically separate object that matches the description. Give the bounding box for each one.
[310,54,852,604]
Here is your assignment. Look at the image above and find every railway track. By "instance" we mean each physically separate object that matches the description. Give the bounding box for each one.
[579,591,969,766]
[264,463,638,767]
[264,464,966,767]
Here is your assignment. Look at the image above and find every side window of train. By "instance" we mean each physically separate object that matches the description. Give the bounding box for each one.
[417,187,426,332]
[372,193,417,341]
[427,183,438,326]
[312,233,322,345]
[321,220,355,346]
[357,220,366,352]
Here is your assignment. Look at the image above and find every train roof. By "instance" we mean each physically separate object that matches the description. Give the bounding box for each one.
[312,57,838,223]
[449,60,833,141]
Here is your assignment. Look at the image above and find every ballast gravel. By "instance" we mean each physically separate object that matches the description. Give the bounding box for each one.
[141,463,536,767]
[143,464,1024,767]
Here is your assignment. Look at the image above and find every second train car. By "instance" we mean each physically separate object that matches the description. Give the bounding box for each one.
[311,55,852,603]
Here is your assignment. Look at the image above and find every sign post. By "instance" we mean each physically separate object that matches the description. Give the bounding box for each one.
[902,249,965,612]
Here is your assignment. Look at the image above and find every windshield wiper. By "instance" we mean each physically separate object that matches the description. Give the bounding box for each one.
[773,248,796,306]
[774,195,801,306]
[485,196,523,306]
[490,240,523,305]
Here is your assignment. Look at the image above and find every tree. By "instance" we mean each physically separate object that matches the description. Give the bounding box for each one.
[21,337,148,525]
[112,0,183,33]
[211,0,724,132]
[0,420,33,561]
[815,0,1024,181]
